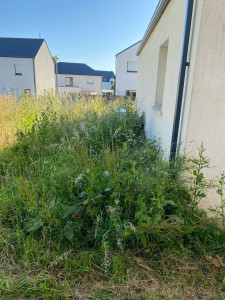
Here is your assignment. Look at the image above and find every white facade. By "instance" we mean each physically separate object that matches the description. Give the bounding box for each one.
[57,74,102,95]
[137,0,225,208]
[34,41,55,96]
[0,57,35,96]
[136,0,186,152]
[58,86,81,96]
[115,41,141,96]
[0,40,55,97]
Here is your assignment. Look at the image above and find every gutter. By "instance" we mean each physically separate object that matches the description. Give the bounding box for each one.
[169,0,194,160]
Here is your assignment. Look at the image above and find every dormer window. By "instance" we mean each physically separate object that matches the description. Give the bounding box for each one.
[14,64,22,76]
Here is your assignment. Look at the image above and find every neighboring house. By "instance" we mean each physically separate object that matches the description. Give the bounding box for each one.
[136,0,225,208]
[0,37,55,97]
[56,62,102,96]
[115,41,141,96]
[95,70,115,95]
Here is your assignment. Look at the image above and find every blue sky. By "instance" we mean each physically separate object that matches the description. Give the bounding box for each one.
[1,0,159,72]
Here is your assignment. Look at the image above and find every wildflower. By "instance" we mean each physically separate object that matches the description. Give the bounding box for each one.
[75,174,83,184]
[127,222,136,232]
[114,199,119,205]
[107,206,116,215]
[104,170,110,177]
[73,212,81,217]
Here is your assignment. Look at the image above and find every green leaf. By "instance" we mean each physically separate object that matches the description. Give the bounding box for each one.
[64,227,74,241]
[27,217,42,232]
[62,205,80,219]
[196,173,203,183]
[197,192,206,198]
[217,189,223,196]
[165,200,176,206]
[156,214,162,222]
[138,233,147,247]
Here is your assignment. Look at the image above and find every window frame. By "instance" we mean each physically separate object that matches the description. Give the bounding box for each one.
[154,39,169,109]
[127,61,138,73]
[65,77,73,86]
[14,64,22,76]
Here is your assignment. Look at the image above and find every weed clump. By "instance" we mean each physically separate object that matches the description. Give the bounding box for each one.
[0,96,224,298]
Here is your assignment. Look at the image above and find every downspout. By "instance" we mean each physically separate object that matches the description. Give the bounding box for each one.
[169,0,194,161]
[33,58,37,97]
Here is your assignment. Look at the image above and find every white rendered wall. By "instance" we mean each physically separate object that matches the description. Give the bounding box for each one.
[184,0,225,208]
[58,86,81,96]
[136,0,186,154]
[57,74,102,95]
[115,42,140,96]
[0,57,35,95]
[34,41,55,96]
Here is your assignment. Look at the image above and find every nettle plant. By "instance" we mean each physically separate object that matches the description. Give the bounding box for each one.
[210,172,225,225]
[189,143,212,209]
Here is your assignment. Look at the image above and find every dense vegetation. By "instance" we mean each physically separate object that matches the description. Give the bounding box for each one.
[0,95,224,299]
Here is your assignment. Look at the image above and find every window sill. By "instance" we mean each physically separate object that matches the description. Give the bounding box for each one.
[152,106,163,116]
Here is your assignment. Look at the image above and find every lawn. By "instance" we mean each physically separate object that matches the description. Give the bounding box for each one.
[0,95,224,299]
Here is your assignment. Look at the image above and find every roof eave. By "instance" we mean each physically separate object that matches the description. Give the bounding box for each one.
[137,0,170,56]
[116,40,142,57]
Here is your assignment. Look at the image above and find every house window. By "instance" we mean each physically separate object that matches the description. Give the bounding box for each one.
[87,78,94,84]
[14,64,22,76]
[126,90,136,98]
[65,77,73,86]
[127,61,138,73]
[155,39,169,107]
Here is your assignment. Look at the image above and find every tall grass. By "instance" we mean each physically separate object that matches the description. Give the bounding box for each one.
[0,95,224,299]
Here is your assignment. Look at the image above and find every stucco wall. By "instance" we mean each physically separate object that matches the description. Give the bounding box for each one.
[57,74,102,95]
[115,42,140,96]
[34,41,55,96]
[136,0,186,153]
[184,0,225,208]
[0,57,35,95]
[58,86,81,96]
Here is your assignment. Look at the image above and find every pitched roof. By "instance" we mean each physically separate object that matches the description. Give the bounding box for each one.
[57,62,101,76]
[137,0,170,55]
[116,40,142,56]
[95,70,115,82]
[0,37,45,58]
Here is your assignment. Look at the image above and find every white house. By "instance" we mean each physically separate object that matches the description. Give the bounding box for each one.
[95,70,115,95]
[115,41,141,96]
[136,0,225,208]
[56,62,102,96]
[0,37,55,97]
